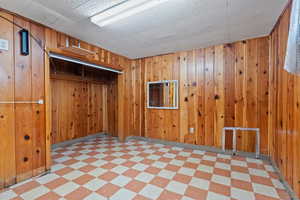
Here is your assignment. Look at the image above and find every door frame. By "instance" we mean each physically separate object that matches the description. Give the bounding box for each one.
[44,47,124,170]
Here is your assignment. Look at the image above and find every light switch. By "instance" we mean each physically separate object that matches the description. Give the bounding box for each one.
[189,127,195,134]
[0,39,9,51]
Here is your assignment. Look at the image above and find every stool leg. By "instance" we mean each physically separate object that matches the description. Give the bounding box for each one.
[222,128,226,152]
[256,130,260,158]
[233,129,237,155]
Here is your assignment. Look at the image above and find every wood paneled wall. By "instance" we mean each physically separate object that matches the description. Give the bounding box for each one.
[269,2,300,197]
[118,59,145,141]
[0,9,129,189]
[0,12,46,187]
[0,11,16,189]
[119,37,270,154]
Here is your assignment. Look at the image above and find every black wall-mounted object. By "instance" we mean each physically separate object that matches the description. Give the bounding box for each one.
[19,29,29,56]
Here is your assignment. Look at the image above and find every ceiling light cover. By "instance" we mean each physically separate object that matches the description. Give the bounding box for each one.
[91,0,170,27]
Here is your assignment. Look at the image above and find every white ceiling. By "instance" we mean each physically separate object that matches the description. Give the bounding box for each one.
[0,0,288,59]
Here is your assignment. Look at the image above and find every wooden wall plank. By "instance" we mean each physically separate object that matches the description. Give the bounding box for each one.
[196,49,205,145]
[245,39,258,152]
[186,50,197,144]
[118,73,125,141]
[204,47,215,146]
[14,16,34,182]
[234,41,246,151]
[107,80,118,137]
[257,37,270,155]
[224,44,235,149]
[30,22,46,176]
[180,51,189,143]
[45,28,52,171]
[171,53,180,142]
[214,45,225,148]
[0,11,16,187]
[140,59,146,138]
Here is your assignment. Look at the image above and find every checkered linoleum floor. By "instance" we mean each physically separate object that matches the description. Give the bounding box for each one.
[0,135,291,200]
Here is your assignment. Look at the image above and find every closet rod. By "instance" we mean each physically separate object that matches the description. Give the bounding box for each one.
[49,52,123,74]
[0,99,44,105]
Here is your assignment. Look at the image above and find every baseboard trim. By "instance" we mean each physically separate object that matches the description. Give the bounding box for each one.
[126,136,270,160]
[126,135,298,200]
[52,132,108,149]
[269,159,299,200]
[5,169,50,191]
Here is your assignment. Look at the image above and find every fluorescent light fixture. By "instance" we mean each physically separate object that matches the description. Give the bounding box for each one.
[91,0,170,27]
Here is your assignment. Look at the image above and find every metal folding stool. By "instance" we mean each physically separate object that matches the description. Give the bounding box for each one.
[222,127,260,158]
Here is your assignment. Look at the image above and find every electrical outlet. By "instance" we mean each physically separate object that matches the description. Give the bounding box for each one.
[189,127,195,134]
[0,39,9,51]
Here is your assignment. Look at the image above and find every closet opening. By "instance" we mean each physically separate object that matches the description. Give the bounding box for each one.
[49,57,118,147]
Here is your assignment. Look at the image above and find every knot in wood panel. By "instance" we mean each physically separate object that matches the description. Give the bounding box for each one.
[24,135,30,140]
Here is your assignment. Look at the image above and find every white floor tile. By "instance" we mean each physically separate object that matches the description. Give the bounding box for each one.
[197,164,213,173]
[252,183,279,198]
[53,182,79,196]
[202,155,217,161]
[166,181,188,195]
[88,168,107,177]
[111,166,129,174]
[158,169,176,179]
[84,179,107,191]
[110,188,136,200]
[249,168,269,178]
[231,188,255,200]
[189,177,210,190]
[135,172,155,183]
[36,174,60,184]
[0,190,17,200]
[178,167,195,176]
[111,175,132,187]
[170,159,185,166]
[20,186,49,200]
[152,161,167,169]
[83,192,107,200]
[211,175,231,186]
[207,192,230,200]
[231,171,251,182]
[215,162,231,171]
[231,160,247,167]
[139,185,163,199]
[187,157,201,164]
[132,163,149,171]
[63,170,84,180]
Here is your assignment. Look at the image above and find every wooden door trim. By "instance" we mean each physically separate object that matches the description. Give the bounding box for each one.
[45,51,52,170]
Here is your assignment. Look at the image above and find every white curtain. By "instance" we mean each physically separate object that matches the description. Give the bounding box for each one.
[284,0,300,74]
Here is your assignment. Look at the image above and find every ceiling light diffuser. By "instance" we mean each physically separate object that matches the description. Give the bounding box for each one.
[91,0,170,27]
